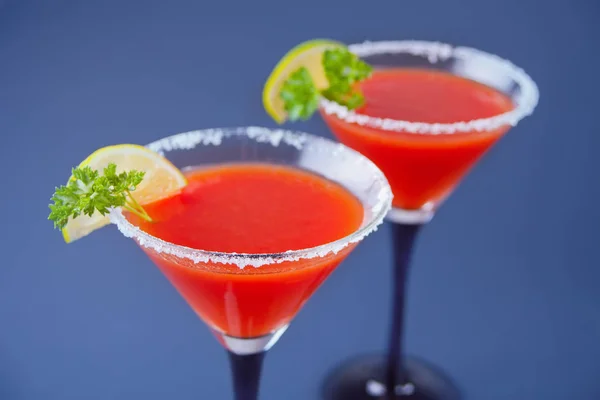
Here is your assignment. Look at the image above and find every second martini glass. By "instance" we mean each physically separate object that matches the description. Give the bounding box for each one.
[108,127,392,400]
[319,41,539,399]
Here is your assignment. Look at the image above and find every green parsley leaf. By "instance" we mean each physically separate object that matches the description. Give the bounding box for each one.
[280,67,321,121]
[48,163,151,230]
[321,48,372,108]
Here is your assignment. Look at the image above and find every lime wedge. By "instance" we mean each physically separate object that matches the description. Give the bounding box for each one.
[263,39,343,123]
[61,144,187,243]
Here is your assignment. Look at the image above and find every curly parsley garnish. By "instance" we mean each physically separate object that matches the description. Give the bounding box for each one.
[48,163,151,230]
[280,47,373,122]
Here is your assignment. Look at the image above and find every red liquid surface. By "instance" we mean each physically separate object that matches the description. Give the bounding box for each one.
[322,68,514,210]
[128,163,364,337]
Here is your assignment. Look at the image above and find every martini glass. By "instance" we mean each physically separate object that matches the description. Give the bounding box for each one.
[108,127,393,400]
[319,41,539,399]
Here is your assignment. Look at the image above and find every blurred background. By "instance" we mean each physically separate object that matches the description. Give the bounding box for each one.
[1,0,599,399]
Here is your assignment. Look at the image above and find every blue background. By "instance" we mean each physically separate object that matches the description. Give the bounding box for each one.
[1,0,599,399]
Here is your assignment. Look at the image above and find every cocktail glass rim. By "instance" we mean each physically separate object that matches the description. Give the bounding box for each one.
[109,126,393,269]
[320,39,540,135]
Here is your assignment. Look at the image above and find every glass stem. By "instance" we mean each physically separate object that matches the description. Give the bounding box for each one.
[385,223,422,399]
[228,351,265,400]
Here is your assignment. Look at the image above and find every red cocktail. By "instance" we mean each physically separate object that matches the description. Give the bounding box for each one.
[322,68,514,212]
[110,127,393,400]
[318,41,538,400]
[128,163,364,338]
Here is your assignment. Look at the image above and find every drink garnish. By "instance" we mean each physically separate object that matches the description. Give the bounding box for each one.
[263,40,373,123]
[49,163,150,230]
[319,47,373,109]
[48,144,187,243]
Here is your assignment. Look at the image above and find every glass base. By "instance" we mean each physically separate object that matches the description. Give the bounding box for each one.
[212,325,288,355]
[387,207,434,225]
[322,355,460,400]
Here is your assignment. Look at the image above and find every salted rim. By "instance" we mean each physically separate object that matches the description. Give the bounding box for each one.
[109,126,393,269]
[320,40,540,135]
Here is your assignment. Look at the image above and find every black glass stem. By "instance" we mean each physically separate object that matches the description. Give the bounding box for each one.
[385,223,421,397]
[321,222,460,399]
[228,351,265,400]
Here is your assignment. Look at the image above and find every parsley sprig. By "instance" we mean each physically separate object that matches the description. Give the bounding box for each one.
[280,68,321,121]
[48,163,151,230]
[280,47,373,122]
[321,48,372,108]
